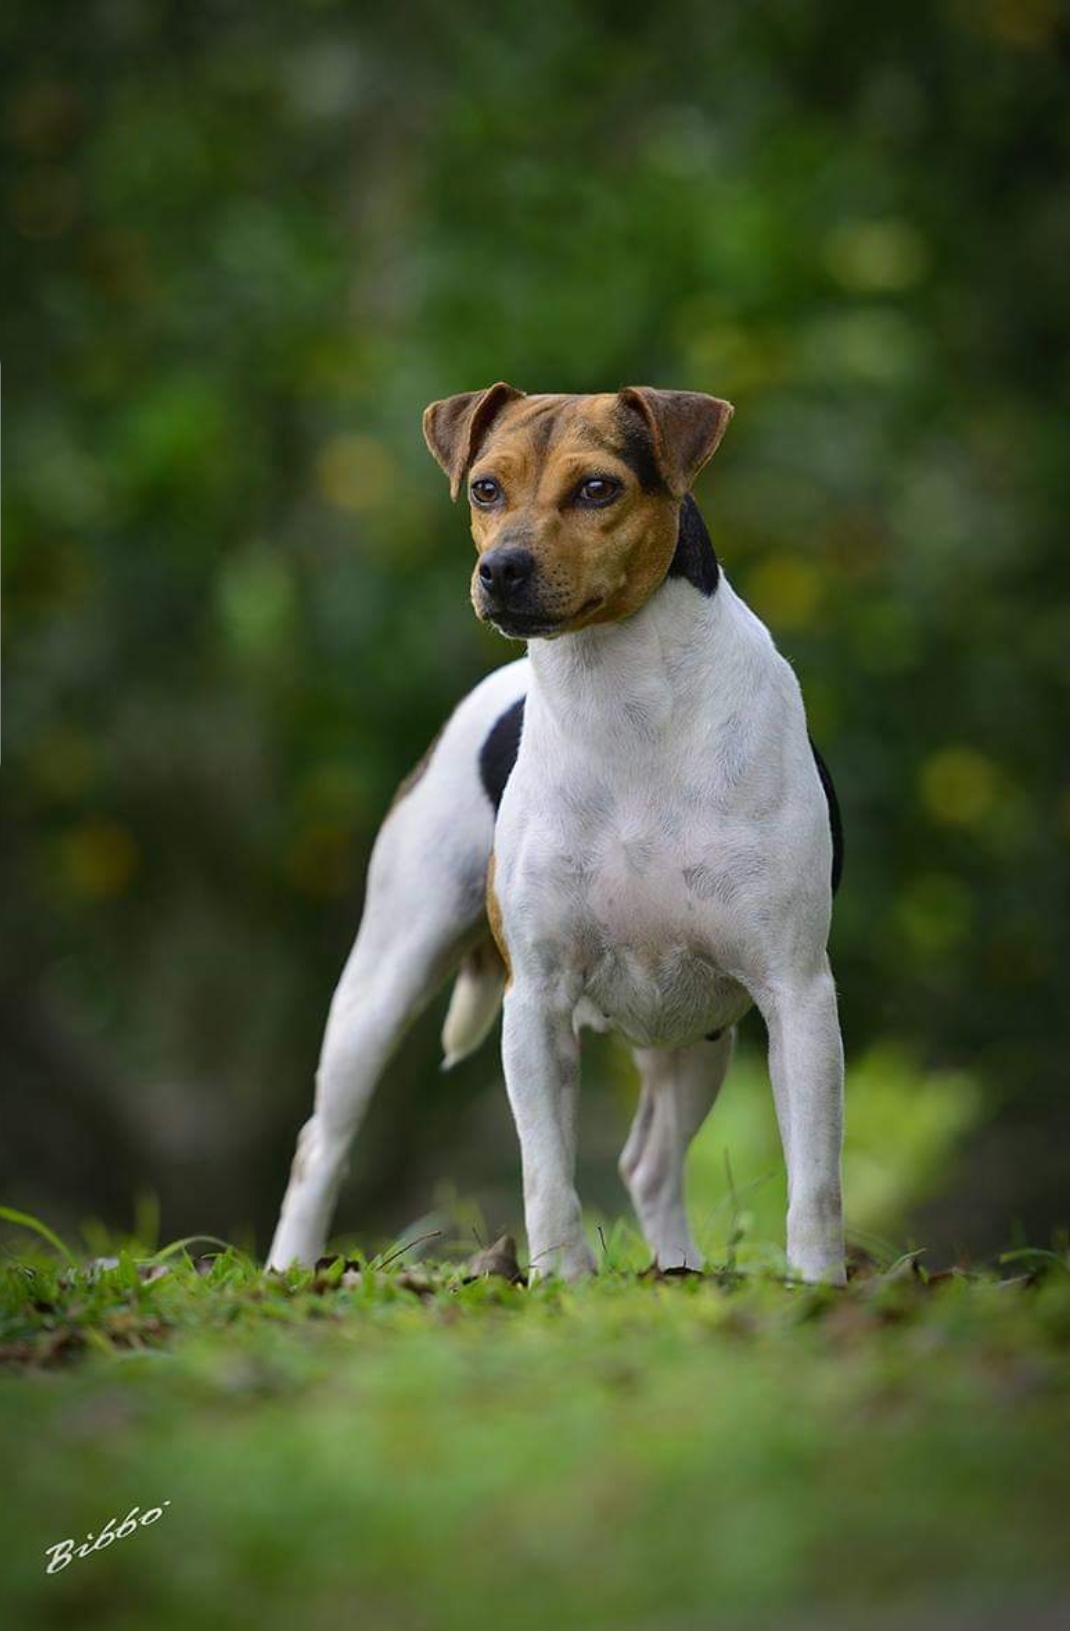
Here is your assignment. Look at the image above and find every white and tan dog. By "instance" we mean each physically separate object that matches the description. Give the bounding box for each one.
[269,385,846,1284]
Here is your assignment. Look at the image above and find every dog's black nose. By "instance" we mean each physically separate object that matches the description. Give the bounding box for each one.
[478,547,535,604]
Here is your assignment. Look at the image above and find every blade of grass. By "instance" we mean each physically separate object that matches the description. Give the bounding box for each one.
[373,1230,443,1271]
[0,1205,76,1263]
[150,1235,243,1264]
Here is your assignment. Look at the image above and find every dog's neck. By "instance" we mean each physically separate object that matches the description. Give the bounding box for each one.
[526,499,757,746]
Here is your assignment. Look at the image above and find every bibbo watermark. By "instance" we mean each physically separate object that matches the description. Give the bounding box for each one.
[44,1502,172,1574]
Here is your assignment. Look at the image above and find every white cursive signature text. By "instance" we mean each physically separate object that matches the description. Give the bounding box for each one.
[44,1502,172,1574]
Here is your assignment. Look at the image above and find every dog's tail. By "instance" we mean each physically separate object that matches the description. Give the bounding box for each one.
[440,938,506,1071]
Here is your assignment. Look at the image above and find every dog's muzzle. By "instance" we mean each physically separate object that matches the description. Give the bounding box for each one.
[477,547,559,637]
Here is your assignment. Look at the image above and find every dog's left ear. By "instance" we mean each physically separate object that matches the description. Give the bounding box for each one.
[423,382,525,501]
[619,388,734,498]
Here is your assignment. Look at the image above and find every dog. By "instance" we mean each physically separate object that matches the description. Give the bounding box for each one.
[268,385,846,1284]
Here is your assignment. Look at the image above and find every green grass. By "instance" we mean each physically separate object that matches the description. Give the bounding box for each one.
[2,1228,1069,1631]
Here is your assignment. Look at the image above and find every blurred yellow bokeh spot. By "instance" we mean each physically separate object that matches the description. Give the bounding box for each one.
[315,433,395,514]
[56,821,138,900]
[919,745,999,827]
[746,555,822,630]
[684,322,788,397]
[982,0,1060,50]
[823,219,928,294]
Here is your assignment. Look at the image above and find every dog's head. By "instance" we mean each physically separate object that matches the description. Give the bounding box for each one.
[422,385,733,639]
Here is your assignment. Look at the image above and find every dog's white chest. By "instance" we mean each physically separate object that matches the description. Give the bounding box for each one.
[539,784,754,1047]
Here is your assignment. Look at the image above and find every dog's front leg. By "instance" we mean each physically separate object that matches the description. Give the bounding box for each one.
[758,959,846,1286]
[501,985,597,1281]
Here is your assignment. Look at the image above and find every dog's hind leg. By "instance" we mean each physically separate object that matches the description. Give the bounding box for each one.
[267,662,527,1270]
[267,850,480,1271]
[621,1030,734,1270]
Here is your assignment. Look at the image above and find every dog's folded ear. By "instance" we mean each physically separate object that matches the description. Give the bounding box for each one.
[618,388,734,498]
[423,383,525,501]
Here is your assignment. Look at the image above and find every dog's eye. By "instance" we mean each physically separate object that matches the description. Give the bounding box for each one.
[470,477,502,507]
[575,476,622,508]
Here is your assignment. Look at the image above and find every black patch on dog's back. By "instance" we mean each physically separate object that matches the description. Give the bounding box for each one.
[810,740,844,895]
[668,494,720,596]
[480,696,526,811]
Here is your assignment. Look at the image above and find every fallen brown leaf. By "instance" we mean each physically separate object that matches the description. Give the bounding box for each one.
[639,1261,705,1282]
[463,1234,526,1284]
[845,1243,882,1281]
[394,1271,437,1299]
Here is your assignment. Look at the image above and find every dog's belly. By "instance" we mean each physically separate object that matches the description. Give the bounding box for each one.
[578,941,750,1049]
[575,856,754,1046]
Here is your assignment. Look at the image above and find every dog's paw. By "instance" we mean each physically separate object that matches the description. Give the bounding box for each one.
[788,1253,847,1288]
[528,1239,598,1283]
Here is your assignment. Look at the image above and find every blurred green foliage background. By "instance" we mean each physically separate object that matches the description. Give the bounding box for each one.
[2,0,1068,1261]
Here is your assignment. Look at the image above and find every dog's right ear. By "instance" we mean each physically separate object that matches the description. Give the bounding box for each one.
[422,383,525,501]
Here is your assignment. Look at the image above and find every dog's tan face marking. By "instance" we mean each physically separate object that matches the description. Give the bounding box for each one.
[423,386,733,639]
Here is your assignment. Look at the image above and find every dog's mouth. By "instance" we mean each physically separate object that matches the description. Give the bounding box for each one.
[486,609,564,640]
[485,596,604,641]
